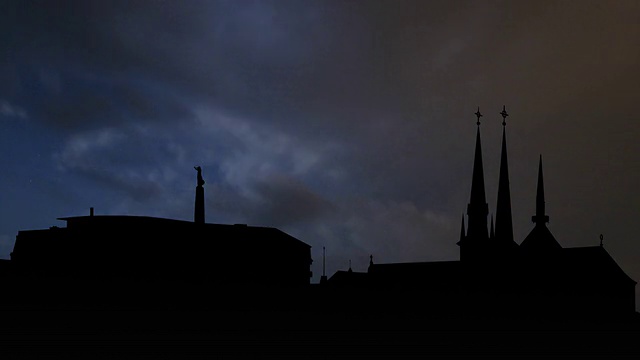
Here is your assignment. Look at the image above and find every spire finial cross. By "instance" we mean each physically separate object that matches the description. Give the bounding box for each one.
[500,105,509,126]
[475,106,483,126]
[600,234,604,247]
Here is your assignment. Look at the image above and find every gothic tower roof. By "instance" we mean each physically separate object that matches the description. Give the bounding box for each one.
[464,107,489,242]
[521,155,561,252]
[495,106,517,249]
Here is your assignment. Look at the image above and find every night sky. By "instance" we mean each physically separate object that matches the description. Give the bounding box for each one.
[1,1,639,306]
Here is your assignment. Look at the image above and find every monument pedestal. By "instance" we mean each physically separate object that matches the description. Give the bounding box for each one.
[194,185,205,223]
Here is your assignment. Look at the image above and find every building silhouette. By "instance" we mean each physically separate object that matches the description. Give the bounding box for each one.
[0,109,636,328]
[0,167,312,309]
[325,107,636,323]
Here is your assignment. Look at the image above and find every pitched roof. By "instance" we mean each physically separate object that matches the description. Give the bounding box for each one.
[520,224,562,252]
[560,246,636,285]
[327,270,369,287]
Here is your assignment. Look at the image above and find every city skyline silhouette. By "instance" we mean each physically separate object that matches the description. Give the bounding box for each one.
[1,1,640,357]
[1,106,639,357]
[4,106,637,315]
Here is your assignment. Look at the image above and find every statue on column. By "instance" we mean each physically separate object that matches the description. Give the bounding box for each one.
[194,166,205,223]
[194,166,205,187]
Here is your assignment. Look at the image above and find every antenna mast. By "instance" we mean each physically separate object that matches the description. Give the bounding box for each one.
[320,246,328,284]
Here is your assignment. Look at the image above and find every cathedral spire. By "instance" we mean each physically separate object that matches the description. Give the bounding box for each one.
[466,107,489,240]
[521,154,560,253]
[532,155,549,225]
[495,106,514,245]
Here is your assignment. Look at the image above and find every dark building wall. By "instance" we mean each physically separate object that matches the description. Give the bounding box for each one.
[10,216,312,289]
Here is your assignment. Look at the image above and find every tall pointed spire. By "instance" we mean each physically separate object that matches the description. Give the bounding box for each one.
[532,155,549,225]
[495,106,514,246]
[466,107,489,240]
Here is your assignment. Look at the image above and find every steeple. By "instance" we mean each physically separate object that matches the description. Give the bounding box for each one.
[495,105,514,246]
[532,155,549,225]
[466,107,489,241]
[520,154,560,253]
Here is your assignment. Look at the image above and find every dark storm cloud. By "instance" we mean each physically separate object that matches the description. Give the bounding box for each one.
[2,1,408,134]
[40,74,192,131]
[2,0,478,142]
[248,174,335,227]
[4,1,639,133]
[50,105,340,222]
[1,1,195,131]
[53,126,166,202]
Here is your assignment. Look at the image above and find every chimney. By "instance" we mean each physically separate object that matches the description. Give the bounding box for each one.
[90,207,94,217]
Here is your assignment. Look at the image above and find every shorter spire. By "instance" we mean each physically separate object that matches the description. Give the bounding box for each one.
[532,155,550,225]
[521,155,561,253]
[348,259,352,272]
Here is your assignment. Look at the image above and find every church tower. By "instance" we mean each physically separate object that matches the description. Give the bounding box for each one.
[458,108,489,262]
[520,155,562,254]
[494,106,518,256]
